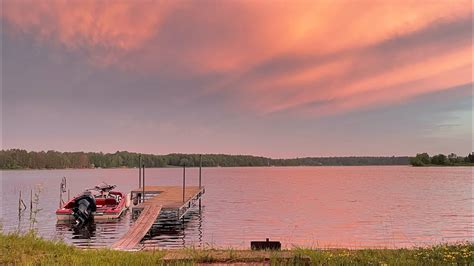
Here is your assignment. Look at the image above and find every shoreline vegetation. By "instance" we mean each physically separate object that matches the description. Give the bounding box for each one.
[1,149,472,170]
[1,233,472,265]
[409,152,474,167]
[1,149,411,170]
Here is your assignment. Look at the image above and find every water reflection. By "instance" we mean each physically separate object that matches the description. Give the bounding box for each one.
[2,167,472,249]
[52,207,204,249]
[73,223,96,240]
[54,212,133,248]
[55,221,95,240]
[144,207,203,249]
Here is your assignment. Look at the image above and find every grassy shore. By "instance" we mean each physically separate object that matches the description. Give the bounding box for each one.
[1,232,472,265]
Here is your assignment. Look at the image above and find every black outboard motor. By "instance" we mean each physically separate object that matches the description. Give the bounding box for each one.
[72,192,96,226]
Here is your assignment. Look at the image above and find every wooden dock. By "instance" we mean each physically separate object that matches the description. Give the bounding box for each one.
[112,185,205,250]
[111,204,162,250]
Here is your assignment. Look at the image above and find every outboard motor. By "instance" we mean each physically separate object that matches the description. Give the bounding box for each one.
[72,192,96,226]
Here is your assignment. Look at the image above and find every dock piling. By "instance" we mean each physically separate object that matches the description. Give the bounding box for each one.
[18,190,26,214]
[182,164,186,203]
[138,155,142,188]
[199,154,202,209]
[59,183,62,208]
[19,191,22,213]
[142,164,145,203]
[199,155,202,188]
[30,189,33,211]
[59,177,67,208]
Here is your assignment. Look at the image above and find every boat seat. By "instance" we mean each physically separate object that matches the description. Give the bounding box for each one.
[104,198,118,205]
[96,198,118,206]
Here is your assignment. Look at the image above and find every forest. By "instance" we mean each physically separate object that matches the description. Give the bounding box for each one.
[0,149,411,169]
[410,152,474,166]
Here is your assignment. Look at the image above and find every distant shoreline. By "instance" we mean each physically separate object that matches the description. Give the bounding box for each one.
[410,152,474,167]
[2,149,472,170]
[0,164,422,171]
[3,164,474,171]
[412,164,474,167]
[0,149,411,170]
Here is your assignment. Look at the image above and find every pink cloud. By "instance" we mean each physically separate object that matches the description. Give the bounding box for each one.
[2,1,472,116]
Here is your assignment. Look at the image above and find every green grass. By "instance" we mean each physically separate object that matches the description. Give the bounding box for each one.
[293,244,474,265]
[1,232,473,265]
[0,232,166,265]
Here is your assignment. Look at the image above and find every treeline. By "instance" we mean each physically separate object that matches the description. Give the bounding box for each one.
[410,152,474,166]
[0,149,411,170]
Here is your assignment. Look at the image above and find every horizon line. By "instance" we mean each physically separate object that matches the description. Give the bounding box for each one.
[4,148,470,159]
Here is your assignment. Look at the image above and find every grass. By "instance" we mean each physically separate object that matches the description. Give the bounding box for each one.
[293,245,474,265]
[0,232,166,265]
[1,232,473,265]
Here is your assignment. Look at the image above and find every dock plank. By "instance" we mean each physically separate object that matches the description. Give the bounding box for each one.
[112,204,162,250]
[132,186,204,209]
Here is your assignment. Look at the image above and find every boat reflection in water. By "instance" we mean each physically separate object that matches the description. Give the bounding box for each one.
[71,222,96,240]
[55,217,130,248]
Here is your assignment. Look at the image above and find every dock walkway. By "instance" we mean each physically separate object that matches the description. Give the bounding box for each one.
[112,185,204,250]
[111,204,162,250]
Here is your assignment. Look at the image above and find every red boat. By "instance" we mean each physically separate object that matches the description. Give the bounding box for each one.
[56,183,129,223]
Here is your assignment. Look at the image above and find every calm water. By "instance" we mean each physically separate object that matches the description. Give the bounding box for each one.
[1,166,472,249]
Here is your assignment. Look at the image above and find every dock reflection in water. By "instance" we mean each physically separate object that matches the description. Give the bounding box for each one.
[143,208,204,249]
[53,207,203,249]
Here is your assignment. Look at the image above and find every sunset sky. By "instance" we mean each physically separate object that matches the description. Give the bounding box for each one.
[1,1,472,157]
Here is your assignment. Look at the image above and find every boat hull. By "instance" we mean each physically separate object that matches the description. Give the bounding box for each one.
[56,209,126,221]
[56,191,128,222]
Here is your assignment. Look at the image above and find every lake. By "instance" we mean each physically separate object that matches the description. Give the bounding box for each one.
[0,166,472,249]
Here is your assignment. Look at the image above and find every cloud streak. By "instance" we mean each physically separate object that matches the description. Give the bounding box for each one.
[221,13,473,116]
[2,0,472,117]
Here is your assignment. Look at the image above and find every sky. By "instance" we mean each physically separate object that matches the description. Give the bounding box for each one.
[1,0,472,158]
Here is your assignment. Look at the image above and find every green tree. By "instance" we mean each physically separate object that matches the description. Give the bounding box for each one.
[417,153,430,164]
[467,152,474,163]
[410,157,424,166]
[447,153,458,165]
[179,158,189,166]
[410,153,430,166]
[431,154,449,165]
